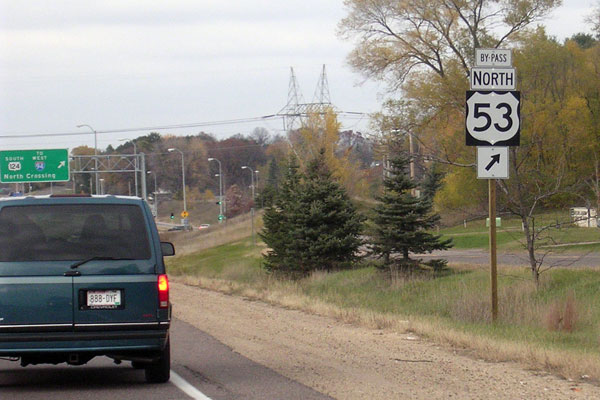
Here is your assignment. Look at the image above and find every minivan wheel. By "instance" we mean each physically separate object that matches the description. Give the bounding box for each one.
[145,339,170,383]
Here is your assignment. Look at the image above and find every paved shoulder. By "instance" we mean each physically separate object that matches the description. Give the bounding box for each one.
[171,318,333,400]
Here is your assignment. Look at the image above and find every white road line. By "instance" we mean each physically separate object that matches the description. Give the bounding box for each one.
[170,370,213,400]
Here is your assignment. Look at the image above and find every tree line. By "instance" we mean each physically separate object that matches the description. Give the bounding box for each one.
[59,121,378,220]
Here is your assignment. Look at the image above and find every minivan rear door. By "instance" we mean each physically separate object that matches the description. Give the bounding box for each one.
[70,204,159,329]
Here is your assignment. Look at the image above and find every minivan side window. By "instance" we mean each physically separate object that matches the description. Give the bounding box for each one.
[0,204,151,262]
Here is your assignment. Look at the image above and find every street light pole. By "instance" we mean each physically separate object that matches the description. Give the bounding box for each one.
[76,124,99,195]
[147,171,158,218]
[242,166,257,244]
[120,138,138,197]
[241,166,255,201]
[168,148,187,216]
[208,158,223,222]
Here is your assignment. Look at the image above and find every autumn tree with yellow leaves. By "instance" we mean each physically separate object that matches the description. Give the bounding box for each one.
[289,108,369,197]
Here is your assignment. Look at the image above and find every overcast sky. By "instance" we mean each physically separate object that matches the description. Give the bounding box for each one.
[0,0,597,152]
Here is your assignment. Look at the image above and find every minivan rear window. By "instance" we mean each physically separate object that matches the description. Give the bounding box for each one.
[0,204,151,262]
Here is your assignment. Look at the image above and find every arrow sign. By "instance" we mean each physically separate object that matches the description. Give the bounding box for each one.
[485,154,501,171]
[58,161,66,168]
[477,147,509,179]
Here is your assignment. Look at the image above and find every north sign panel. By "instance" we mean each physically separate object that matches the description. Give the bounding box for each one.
[470,67,516,90]
[0,149,70,183]
[466,90,520,146]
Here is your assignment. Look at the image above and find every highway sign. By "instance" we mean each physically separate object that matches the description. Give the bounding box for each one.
[0,149,69,183]
[475,48,512,67]
[477,147,509,179]
[466,91,520,146]
[470,67,516,90]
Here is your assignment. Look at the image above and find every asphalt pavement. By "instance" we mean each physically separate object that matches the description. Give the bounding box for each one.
[416,249,600,268]
[0,319,332,400]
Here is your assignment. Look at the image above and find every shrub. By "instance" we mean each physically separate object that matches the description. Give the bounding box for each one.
[543,291,578,332]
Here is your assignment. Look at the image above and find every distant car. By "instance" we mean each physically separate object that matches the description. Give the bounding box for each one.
[167,225,185,231]
[0,194,175,383]
[198,224,211,230]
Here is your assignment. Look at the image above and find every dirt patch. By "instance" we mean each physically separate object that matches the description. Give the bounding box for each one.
[171,282,597,399]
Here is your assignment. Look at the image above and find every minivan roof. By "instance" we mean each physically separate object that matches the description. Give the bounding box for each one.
[0,194,145,206]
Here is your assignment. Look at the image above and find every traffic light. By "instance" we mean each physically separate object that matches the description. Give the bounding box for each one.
[170,213,174,220]
[216,201,222,205]
[218,214,225,221]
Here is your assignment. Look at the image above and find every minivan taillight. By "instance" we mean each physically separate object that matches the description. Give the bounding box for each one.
[158,274,169,308]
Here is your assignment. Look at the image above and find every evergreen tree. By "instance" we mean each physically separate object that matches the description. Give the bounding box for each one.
[293,150,365,273]
[260,155,301,273]
[420,164,445,204]
[257,159,281,208]
[371,154,452,268]
[260,150,364,276]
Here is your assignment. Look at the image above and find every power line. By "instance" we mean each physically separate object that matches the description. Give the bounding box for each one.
[0,111,368,143]
[0,115,281,139]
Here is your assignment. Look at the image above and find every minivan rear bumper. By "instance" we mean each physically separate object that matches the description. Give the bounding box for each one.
[0,324,168,355]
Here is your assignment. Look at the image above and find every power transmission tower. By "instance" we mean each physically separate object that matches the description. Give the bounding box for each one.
[277,65,333,131]
[312,64,331,105]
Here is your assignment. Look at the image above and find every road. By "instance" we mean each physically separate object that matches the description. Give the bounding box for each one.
[416,249,600,267]
[0,319,331,400]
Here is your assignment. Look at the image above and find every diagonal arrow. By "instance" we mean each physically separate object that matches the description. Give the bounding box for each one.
[57,161,65,168]
[485,154,501,171]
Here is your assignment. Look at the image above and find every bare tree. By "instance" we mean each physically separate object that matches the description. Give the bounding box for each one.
[339,0,561,88]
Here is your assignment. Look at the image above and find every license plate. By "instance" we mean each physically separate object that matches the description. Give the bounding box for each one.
[86,290,122,309]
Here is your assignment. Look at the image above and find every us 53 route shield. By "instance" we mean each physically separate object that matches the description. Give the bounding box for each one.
[466,91,520,146]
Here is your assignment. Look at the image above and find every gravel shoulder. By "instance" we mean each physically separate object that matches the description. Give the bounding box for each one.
[171,282,598,400]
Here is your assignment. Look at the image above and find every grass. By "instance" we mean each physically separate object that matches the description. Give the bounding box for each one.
[166,233,600,382]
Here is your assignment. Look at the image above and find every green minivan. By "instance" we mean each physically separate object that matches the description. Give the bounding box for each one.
[0,194,174,383]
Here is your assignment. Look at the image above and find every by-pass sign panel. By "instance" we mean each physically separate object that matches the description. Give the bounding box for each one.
[0,149,70,183]
[475,48,512,67]
[466,91,520,146]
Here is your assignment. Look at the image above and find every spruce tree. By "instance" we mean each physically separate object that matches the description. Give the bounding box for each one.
[260,155,301,273]
[371,154,452,268]
[420,164,445,204]
[257,159,281,208]
[260,150,364,276]
[292,150,365,273]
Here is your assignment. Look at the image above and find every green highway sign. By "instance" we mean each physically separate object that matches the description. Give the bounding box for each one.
[1,149,70,183]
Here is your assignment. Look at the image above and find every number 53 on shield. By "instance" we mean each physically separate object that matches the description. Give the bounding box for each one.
[466,91,520,147]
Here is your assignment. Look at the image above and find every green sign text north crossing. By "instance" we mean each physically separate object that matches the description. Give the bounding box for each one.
[0,149,70,183]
